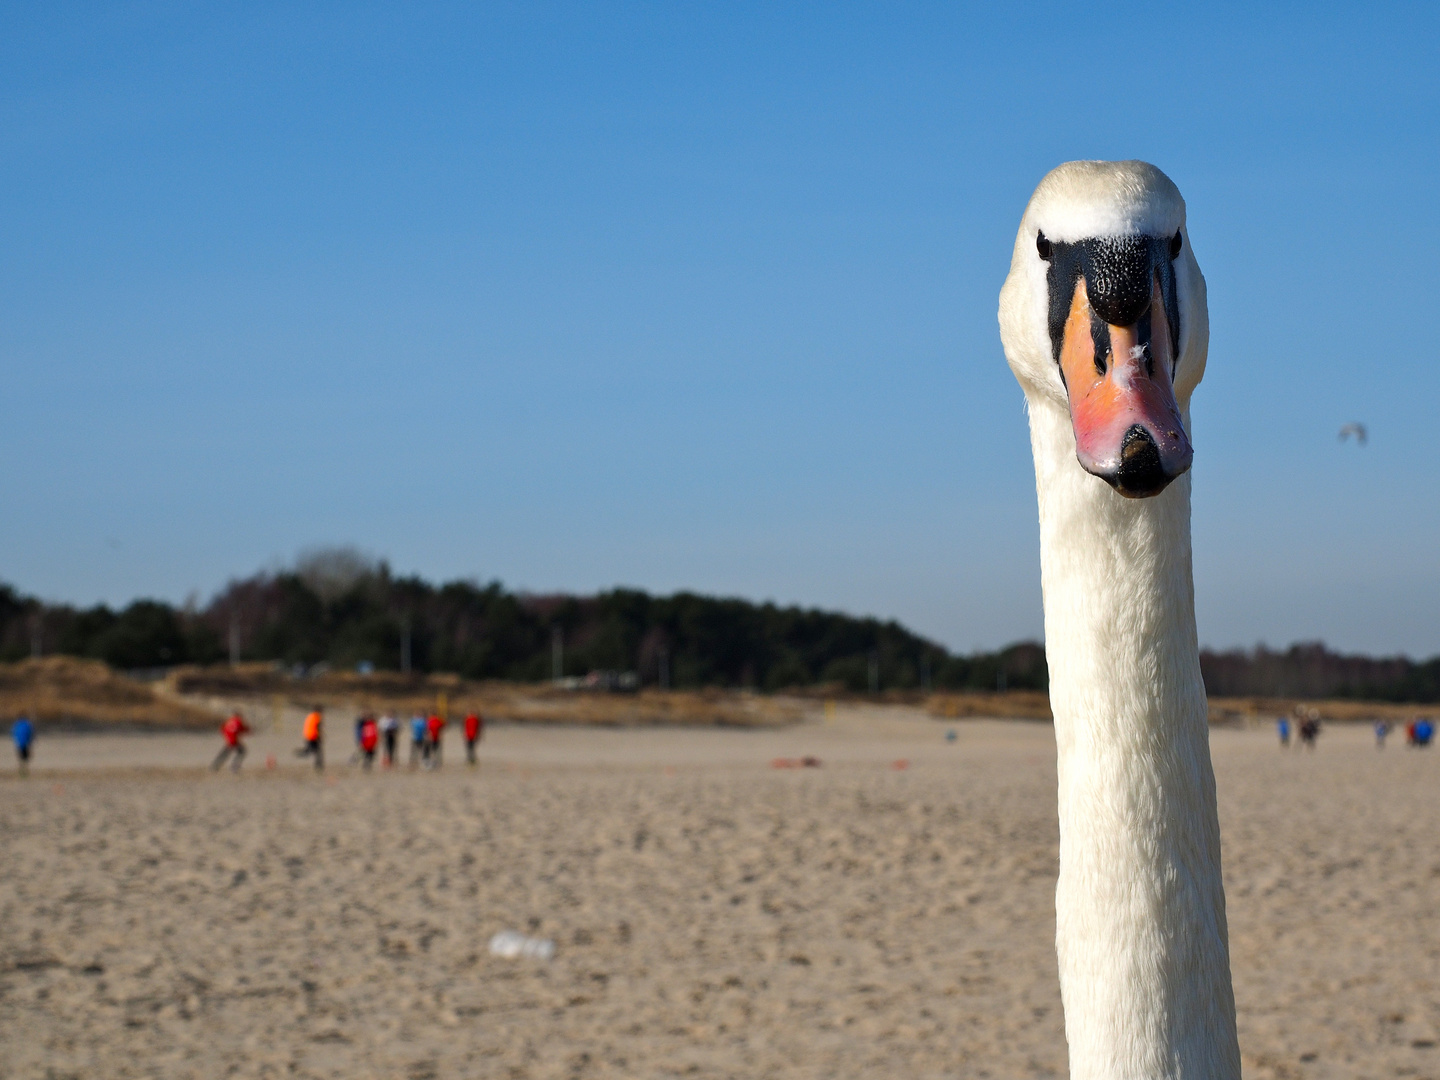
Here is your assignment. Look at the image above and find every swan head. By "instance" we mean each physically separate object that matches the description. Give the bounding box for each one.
[998,160,1208,498]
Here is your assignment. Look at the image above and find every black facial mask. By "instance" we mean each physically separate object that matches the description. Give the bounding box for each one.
[1037,232,1182,370]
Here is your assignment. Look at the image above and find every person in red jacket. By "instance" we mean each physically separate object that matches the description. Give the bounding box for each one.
[425,712,445,769]
[358,714,379,771]
[463,711,483,766]
[211,712,251,772]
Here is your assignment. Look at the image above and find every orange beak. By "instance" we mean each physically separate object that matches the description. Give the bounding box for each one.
[1058,274,1191,497]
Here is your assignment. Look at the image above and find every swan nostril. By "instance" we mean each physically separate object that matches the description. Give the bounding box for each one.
[1114,426,1167,497]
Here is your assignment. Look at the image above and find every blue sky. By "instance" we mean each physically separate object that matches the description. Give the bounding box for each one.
[2,2,1437,655]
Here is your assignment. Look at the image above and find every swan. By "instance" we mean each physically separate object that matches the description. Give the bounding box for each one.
[997,161,1241,1079]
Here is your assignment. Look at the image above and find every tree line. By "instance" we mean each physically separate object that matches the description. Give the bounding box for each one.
[1198,641,1440,702]
[3,549,1437,701]
[0,548,1046,693]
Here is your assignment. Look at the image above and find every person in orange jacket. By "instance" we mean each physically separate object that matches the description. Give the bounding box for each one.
[295,706,324,770]
[463,711,483,766]
[212,712,251,772]
[425,712,445,769]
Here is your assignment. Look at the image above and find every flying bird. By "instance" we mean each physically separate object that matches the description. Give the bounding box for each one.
[1338,422,1368,446]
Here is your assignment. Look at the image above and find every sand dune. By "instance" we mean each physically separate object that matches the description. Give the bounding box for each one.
[0,709,1436,1079]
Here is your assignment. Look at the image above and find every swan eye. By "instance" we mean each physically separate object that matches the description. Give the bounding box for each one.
[1169,230,1182,259]
[1036,232,1052,260]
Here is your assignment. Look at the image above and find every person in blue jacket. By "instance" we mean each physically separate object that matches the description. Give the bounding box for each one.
[12,715,34,776]
[409,712,428,768]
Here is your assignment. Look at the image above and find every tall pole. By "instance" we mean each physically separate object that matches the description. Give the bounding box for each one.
[552,626,563,683]
[868,651,879,695]
[228,615,241,667]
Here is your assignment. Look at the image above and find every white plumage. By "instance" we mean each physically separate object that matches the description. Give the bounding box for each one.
[998,161,1241,1080]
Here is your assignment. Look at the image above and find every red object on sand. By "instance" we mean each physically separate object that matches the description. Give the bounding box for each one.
[891,759,910,771]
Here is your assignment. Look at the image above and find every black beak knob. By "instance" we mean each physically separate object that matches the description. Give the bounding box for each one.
[1114,425,1168,497]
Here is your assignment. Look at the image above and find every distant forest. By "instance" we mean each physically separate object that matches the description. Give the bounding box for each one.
[1,548,1437,702]
[0,549,1044,693]
[1198,643,1440,703]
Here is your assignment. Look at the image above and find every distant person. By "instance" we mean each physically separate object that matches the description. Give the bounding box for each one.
[1299,717,1320,749]
[358,715,379,770]
[1277,717,1290,748]
[379,712,399,768]
[350,714,367,765]
[1375,720,1390,749]
[12,715,34,776]
[463,711,483,766]
[1414,718,1434,748]
[426,712,445,768]
[211,711,251,772]
[296,706,324,770]
[408,713,428,767]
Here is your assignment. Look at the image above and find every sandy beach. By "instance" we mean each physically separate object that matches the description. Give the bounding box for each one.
[2,709,1437,1079]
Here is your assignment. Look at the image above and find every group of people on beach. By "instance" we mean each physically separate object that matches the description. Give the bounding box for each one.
[208,704,485,773]
[1403,718,1434,747]
[1276,715,1322,749]
[1275,714,1436,750]
[6,708,485,776]
[1366,718,1434,748]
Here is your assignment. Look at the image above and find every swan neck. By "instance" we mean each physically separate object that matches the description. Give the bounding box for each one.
[1028,398,1240,1080]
